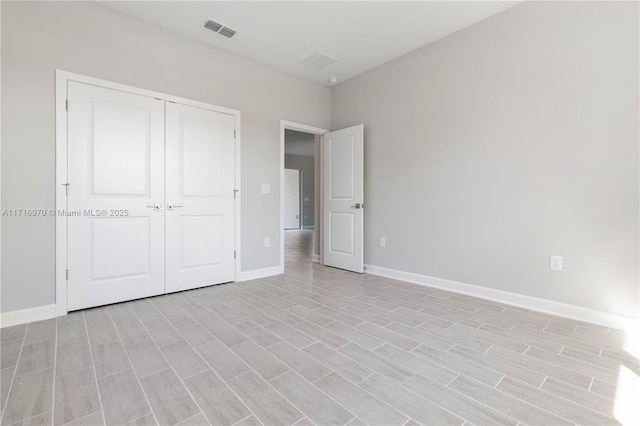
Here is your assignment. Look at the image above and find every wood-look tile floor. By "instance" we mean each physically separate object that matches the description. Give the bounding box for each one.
[1,229,636,425]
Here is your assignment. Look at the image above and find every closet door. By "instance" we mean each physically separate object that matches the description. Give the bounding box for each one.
[67,82,165,310]
[165,103,236,293]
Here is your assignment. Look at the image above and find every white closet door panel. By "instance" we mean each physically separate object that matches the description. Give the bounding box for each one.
[67,82,165,310]
[165,103,236,293]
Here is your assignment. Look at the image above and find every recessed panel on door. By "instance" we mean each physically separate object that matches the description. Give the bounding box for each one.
[92,103,150,195]
[90,217,150,281]
[180,215,224,268]
[67,82,165,310]
[181,117,223,197]
[329,136,355,200]
[323,125,364,273]
[165,102,236,293]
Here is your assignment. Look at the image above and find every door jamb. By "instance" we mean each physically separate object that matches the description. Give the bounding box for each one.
[280,120,328,269]
[55,70,242,316]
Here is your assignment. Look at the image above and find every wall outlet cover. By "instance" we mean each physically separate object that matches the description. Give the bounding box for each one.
[550,255,563,271]
[261,184,271,194]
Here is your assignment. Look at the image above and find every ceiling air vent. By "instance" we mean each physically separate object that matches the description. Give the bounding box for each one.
[203,19,223,32]
[203,19,236,38]
[301,51,337,70]
[218,27,236,38]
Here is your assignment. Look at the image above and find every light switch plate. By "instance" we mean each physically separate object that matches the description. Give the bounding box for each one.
[261,184,270,194]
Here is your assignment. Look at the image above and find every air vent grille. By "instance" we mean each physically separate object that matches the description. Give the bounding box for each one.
[203,19,236,38]
[219,27,236,38]
[203,19,223,32]
[301,51,337,70]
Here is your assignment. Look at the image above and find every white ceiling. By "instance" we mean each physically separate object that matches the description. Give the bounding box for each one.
[98,1,521,86]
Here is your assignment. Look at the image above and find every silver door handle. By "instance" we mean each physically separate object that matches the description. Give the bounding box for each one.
[146,204,162,211]
[167,204,184,210]
[350,203,363,209]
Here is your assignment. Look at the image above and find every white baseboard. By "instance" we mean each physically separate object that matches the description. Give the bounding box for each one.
[312,254,320,263]
[1,304,58,328]
[237,265,284,282]
[364,264,638,331]
[302,226,315,229]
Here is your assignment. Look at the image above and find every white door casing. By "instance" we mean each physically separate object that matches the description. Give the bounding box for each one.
[165,103,236,293]
[66,82,166,310]
[323,125,364,273]
[284,169,301,229]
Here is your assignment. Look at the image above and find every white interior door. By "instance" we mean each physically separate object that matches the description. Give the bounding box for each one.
[323,124,364,273]
[165,103,236,293]
[284,169,301,229]
[67,82,165,310]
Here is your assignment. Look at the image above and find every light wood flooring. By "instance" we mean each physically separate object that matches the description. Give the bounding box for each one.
[1,229,636,425]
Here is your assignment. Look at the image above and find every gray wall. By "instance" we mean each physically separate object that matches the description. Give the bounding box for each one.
[331,1,639,317]
[285,154,315,228]
[1,1,330,312]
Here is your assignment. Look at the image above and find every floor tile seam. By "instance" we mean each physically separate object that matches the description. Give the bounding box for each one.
[176,410,211,426]
[354,321,421,350]
[447,344,552,386]
[139,301,262,426]
[448,373,577,426]
[310,368,412,425]
[413,372,522,426]
[0,330,28,426]
[408,343,505,387]
[495,374,620,424]
[58,408,102,426]
[108,308,163,426]
[49,320,59,426]
[517,348,622,386]
[538,378,621,419]
[384,322,456,350]
[336,341,419,382]
[556,348,640,374]
[359,371,469,426]
[223,365,308,426]
[81,312,109,426]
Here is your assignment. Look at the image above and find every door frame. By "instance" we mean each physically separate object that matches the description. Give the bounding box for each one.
[280,120,328,268]
[55,70,242,316]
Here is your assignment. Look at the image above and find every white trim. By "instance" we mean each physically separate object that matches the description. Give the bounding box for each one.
[55,70,241,315]
[1,304,57,328]
[311,254,320,263]
[280,120,329,272]
[364,264,639,331]
[237,265,283,282]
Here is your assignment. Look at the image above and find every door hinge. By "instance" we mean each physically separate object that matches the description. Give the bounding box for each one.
[233,189,239,199]
[65,100,69,111]
[233,251,236,259]
[65,269,69,280]
[233,129,236,139]
[62,183,70,196]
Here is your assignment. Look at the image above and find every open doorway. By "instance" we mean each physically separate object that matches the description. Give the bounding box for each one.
[284,130,316,263]
[280,121,328,268]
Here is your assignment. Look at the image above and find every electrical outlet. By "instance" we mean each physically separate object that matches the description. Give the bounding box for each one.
[264,237,270,247]
[550,255,563,271]
[379,237,386,248]
[261,184,270,194]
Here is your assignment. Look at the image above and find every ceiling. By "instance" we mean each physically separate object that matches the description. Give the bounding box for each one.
[97,1,522,86]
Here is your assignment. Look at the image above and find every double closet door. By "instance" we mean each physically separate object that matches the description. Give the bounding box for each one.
[66,82,236,311]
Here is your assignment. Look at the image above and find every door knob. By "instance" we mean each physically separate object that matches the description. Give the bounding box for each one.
[146,204,162,211]
[350,203,363,209]
[167,204,184,210]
